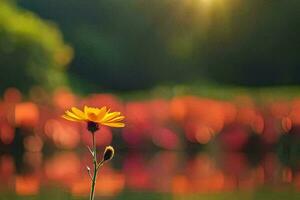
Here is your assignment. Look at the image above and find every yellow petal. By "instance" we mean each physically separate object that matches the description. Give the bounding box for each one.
[71,107,86,119]
[84,106,89,116]
[65,110,82,120]
[97,106,107,120]
[85,106,106,115]
[101,112,121,122]
[62,114,81,122]
[89,107,100,114]
[101,122,125,127]
[84,106,105,122]
[107,116,125,123]
[85,106,98,117]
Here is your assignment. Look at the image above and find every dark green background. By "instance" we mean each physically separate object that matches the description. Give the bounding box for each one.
[16,0,300,91]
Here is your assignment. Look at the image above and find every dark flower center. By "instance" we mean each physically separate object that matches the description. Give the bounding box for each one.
[87,121,99,133]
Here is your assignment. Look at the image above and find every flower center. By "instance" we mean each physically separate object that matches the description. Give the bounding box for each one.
[88,113,98,121]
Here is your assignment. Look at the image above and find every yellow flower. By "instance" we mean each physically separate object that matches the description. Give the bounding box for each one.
[62,106,125,128]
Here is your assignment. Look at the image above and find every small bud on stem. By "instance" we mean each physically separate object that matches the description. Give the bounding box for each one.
[103,146,114,162]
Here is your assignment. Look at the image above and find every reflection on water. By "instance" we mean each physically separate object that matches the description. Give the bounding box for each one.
[0,150,300,198]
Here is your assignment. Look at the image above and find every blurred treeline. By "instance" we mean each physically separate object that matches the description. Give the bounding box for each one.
[1,0,300,93]
[0,0,73,92]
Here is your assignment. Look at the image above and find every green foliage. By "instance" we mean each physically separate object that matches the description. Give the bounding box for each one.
[19,0,300,91]
[0,0,73,93]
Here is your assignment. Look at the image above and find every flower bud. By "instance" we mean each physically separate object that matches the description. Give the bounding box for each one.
[86,166,91,171]
[103,146,114,162]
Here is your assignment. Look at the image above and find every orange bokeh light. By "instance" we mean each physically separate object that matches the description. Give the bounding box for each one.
[0,122,14,144]
[53,88,76,110]
[45,119,80,149]
[282,117,292,133]
[44,152,81,184]
[15,175,39,195]
[15,102,39,127]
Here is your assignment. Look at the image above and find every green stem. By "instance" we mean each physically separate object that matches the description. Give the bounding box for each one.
[90,132,97,200]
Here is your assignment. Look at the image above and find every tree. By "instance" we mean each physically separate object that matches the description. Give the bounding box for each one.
[0,0,73,93]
